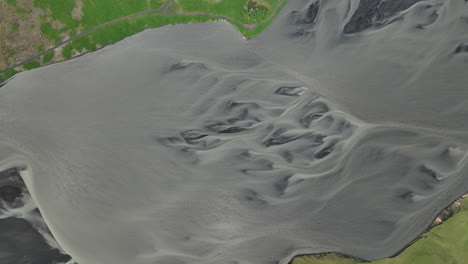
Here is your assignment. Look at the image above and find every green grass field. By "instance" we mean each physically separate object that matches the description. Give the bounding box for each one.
[169,0,278,23]
[293,198,468,264]
[60,13,215,60]
[0,0,286,83]
[31,0,280,58]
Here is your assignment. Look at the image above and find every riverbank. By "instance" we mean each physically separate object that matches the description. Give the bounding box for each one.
[293,194,468,264]
[0,0,287,83]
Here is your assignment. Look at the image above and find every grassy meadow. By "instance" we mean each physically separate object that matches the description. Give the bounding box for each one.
[0,0,285,83]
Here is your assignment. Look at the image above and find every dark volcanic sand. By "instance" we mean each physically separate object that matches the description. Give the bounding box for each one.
[0,169,72,264]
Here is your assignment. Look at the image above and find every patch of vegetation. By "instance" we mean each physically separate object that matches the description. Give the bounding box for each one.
[4,0,16,6]
[170,0,276,24]
[0,69,18,83]
[2,0,287,73]
[15,7,31,15]
[236,0,287,38]
[29,24,36,29]
[80,0,163,30]
[242,0,270,23]
[61,13,214,59]
[242,8,268,24]
[23,60,40,70]
[293,198,468,264]
[11,23,19,32]
[42,51,54,63]
[40,22,59,40]
[7,50,16,57]
[36,45,45,52]
[3,69,17,78]
[28,0,166,55]
[34,0,79,29]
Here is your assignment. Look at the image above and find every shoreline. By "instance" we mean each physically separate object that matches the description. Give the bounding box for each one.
[289,193,468,264]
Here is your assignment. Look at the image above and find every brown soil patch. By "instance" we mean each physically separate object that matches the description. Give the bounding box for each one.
[51,19,66,30]
[71,0,83,20]
[1,0,55,67]
[429,196,464,229]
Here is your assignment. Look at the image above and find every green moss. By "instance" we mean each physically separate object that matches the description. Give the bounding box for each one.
[40,22,59,40]
[293,199,468,264]
[4,0,16,6]
[61,13,213,58]
[42,51,54,63]
[39,22,53,36]
[62,45,73,59]
[3,69,18,79]
[23,60,40,70]
[81,0,151,29]
[7,50,16,57]
[34,0,79,30]
[11,23,19,32]
[15,7,31,14]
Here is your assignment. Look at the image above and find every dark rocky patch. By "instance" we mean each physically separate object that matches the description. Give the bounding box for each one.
[217,126,248,134]
[240,159,274,175]
[299,101,329,127]
[399,191,415,203]
[455,43,468,54]
[289,1,320,25]
[314,142,336,159]
[166,62,208,72]
[419,165,441,182]
[181,130,209,143]
[344,0,425,34]
[0,169,73,264]
[305,1,320,24]
[0,185,22,203]
[265,133,301,147]
[274,86,306,97]
[205,122,248,134]
[0,168,24,204]
[300,113,324,128]
[0,217,72,264]
[0,168,22,179]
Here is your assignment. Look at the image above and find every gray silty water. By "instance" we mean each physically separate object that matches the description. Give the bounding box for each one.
[0,0,468,264]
